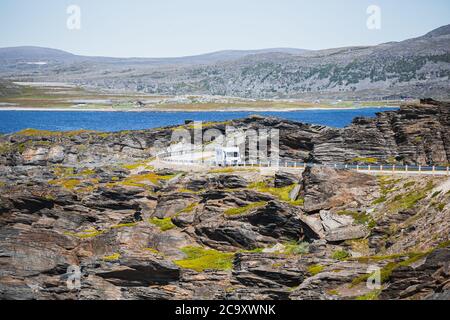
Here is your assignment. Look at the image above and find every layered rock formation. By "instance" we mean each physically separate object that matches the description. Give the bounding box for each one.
[0,100,449,300]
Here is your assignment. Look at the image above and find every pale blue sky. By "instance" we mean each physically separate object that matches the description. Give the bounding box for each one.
[1,0,449,57]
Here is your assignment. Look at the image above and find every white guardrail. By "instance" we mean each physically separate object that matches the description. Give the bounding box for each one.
[157,151,450,176]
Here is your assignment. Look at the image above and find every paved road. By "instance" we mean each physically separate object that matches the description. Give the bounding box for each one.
[156,155,450,176]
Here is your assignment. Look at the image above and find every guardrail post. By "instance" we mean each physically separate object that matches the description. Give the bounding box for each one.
[380,165,383,171]
[356,165,359,171]
[432,166,435,174]
[405,165,408,172]
[345,164,348,169]
[368,165,371,172]
[419,165,422,172]
[392,165,395,173]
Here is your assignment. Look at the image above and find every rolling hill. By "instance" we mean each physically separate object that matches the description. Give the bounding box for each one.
[0,24,449,100]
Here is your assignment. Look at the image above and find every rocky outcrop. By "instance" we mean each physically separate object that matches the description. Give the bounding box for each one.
[94,254,180,287]
[301,166,379,214]
[380,247,450,300]
[274,171,299,187]
[0,102,449,300]
[233,253,306,288]
[311,100,450,165]
[153,193,200,219]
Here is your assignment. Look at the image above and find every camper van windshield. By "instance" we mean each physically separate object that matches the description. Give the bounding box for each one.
[227,152,239,157]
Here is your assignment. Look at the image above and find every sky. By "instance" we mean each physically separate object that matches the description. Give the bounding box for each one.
[0,0,449,58]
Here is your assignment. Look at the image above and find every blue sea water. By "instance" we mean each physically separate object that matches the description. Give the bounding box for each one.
[0,108,398,134]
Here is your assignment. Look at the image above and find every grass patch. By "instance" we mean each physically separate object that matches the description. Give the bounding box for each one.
[308,264,325,276]
[283,241,310,255]
[48,174,99,193]
[53,166,75,178]
[0,142,13,154]
[209,167,239,174]
[331,249,351,261]
[122,161,155,171]
[249,181,304,206]
[17,128,96,137]
[355,290,381,300]
[240,247,265,254]
[64,229,104,239]
[404,181,416,188]
[111,222,138,229]
[177,188,204,194]
[174,120,233,131]
[0,141,58,155]
[372,176,405,205]
[253,242,309,255]
[387,181,434,212]
[351,251,429,286]
[436,203,446,212]
[350,157,378,164]
[80,169,96,176]
[174,246,234,272]
[224,201,267,216]
[346,239,370,256]
[103,253,121,262]
[337,210,376,229]
[65,222,139,240]
[119,172,175,188]
[143,248,160,255]
[208,167,257,174]
[49,178,81,190]
[327,289,340,296]
[178,203,198,214]
[372,196,387,205]
[149,217,176,231]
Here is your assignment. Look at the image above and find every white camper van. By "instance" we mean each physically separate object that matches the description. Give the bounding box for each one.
[215,147,242,166]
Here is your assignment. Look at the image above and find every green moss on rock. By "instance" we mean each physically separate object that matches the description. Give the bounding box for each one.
[308,264,325,276]
[224,201,267,216]
[331,249,351,261]
[337,210,376,229]
[350,157,378,164]
[149,217,176,231]
[387,181,434,212]
[103,253,121,262]
[174,246,234,272]
[249,181,304,206]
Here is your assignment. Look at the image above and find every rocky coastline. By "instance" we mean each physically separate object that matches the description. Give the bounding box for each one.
[0,99,448,300]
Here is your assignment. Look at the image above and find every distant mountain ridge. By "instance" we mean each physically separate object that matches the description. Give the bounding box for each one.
[0,46,75,61]
[0,24,449,100]
[0,46,308,65]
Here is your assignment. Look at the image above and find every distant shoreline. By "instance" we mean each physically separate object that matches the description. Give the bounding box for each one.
[0,106,400,113]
